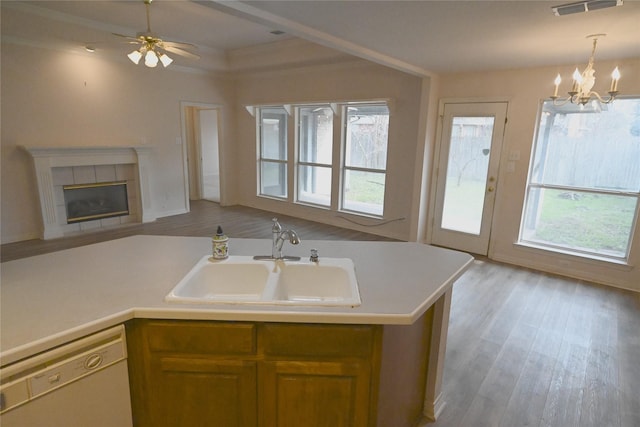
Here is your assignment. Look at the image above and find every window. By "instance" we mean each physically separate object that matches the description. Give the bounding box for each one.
[519,98,640,261]
[255,101,390,218]
[342,104,389,216]
[296,105,333,207]
[259,107,288,198]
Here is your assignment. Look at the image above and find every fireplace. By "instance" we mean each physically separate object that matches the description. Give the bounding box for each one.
[64,181,129,223]
[23,146,156,240]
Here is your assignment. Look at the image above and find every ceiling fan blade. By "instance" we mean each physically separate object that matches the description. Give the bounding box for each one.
[112,33,141,42]
[163,45,200,60]
[162,40,197,50]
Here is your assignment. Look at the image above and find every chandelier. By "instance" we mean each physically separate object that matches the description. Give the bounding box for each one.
[551,34,620,106]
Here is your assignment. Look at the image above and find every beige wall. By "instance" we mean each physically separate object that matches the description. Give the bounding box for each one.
[2,25,638,291]
[233,61,424,241]
[1,42,234,243]
[436,58,640,291]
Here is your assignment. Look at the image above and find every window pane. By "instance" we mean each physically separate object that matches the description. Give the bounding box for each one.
[260,161,287,198]
[520,98,640,260]
[521,188,637,258]
[343,170,385,216]
[299,106,333,164]
[441,117,494,235]
[532,99,640,191]
[345,105,389,169]
[298,165,331,206]
[261,107,287,161]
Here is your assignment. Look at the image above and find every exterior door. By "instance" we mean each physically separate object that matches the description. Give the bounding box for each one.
[431,102,507,255]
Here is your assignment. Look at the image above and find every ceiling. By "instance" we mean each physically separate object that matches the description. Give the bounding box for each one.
[3,0,639,75]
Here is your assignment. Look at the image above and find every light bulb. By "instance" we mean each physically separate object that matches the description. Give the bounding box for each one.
[159,53,173,67]
[553,74,561,97]
[554,74,562,86]
[127,50,142,65]
[610,66,620,92]
[144,50,158,68]
[572,68,583,84]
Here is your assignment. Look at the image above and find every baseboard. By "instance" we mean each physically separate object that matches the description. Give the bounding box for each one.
[421,392,446,423]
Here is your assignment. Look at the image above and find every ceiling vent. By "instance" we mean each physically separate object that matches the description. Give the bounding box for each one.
[552,0,623,16]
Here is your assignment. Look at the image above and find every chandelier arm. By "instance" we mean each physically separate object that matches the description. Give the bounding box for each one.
[550,96,573,107]
[588,91,616,105]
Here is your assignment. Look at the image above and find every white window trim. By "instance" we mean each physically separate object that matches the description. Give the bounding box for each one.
[517,98,640,264]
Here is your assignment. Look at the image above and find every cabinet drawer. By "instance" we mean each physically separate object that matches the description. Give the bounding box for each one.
[145,320,256,355]
[263,324,377,358]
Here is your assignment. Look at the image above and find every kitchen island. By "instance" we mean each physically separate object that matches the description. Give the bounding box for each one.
[1,235,473,426]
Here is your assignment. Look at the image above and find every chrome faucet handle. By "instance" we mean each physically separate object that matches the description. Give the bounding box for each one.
[310,249,319,262]
[271,218,282,233]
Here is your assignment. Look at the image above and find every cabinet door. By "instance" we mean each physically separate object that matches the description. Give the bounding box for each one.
[261,360,371,427]
[148,357,257,427]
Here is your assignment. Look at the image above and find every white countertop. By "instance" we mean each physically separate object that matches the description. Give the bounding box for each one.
[0,235,473,366]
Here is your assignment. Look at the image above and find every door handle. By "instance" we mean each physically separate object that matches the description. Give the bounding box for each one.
[487,186,495,192]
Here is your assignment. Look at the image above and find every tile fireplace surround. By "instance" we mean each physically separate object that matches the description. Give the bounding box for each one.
[23,146,156,240]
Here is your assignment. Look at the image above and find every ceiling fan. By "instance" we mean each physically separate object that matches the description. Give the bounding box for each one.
[113,0,199,67]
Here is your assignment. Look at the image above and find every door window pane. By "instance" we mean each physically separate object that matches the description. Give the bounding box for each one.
[441,117,494,235]
[520,98,640,260]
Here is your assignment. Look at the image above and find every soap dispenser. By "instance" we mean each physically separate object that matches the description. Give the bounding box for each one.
[212,225,229,260]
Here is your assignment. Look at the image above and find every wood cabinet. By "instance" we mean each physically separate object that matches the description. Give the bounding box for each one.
[126,320,382,427]
[126,305,444,427]
[260,324,377,426]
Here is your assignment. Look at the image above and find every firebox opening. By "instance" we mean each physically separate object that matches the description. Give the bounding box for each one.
[63,181,129,224]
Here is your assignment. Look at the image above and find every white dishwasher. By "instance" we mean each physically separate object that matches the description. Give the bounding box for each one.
[0,325,133,427]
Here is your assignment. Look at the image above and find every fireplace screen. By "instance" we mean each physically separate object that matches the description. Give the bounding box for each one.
[63,181,129,224]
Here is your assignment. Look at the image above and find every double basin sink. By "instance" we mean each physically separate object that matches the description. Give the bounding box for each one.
[165,255,361,307]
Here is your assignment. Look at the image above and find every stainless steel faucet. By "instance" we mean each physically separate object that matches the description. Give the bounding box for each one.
[271,218,300,260]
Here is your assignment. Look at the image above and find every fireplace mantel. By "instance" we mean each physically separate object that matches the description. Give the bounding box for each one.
[23,146,156,240]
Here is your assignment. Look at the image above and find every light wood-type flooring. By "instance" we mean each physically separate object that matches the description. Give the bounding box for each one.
[3,200,639,426]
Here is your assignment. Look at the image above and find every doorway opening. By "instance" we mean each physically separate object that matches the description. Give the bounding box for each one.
[182,103,222,209]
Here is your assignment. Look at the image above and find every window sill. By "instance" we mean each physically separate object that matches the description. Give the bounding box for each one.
[514,241,634,271]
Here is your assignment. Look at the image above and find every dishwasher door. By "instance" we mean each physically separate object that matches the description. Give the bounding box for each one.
[0,325,133,427]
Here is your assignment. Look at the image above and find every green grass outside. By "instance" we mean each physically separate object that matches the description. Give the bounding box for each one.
[346,171,385,204]
[533,189,636,255]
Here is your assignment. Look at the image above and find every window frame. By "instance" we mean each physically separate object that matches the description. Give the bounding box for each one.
[295,104,334,209]
[254,100,391,218]
[518,97,640,263]
[257,106,289,200]
[339,103,390,217]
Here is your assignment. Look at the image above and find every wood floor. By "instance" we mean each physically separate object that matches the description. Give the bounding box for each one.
[426,259,640,427]
[2,201,639,426]
[0,200,395,262]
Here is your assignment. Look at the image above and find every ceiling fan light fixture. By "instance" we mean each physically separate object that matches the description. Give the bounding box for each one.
[116,0,197,69]
[127,50,143,64]
[159,53,173,67]
[144,50,158,67]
